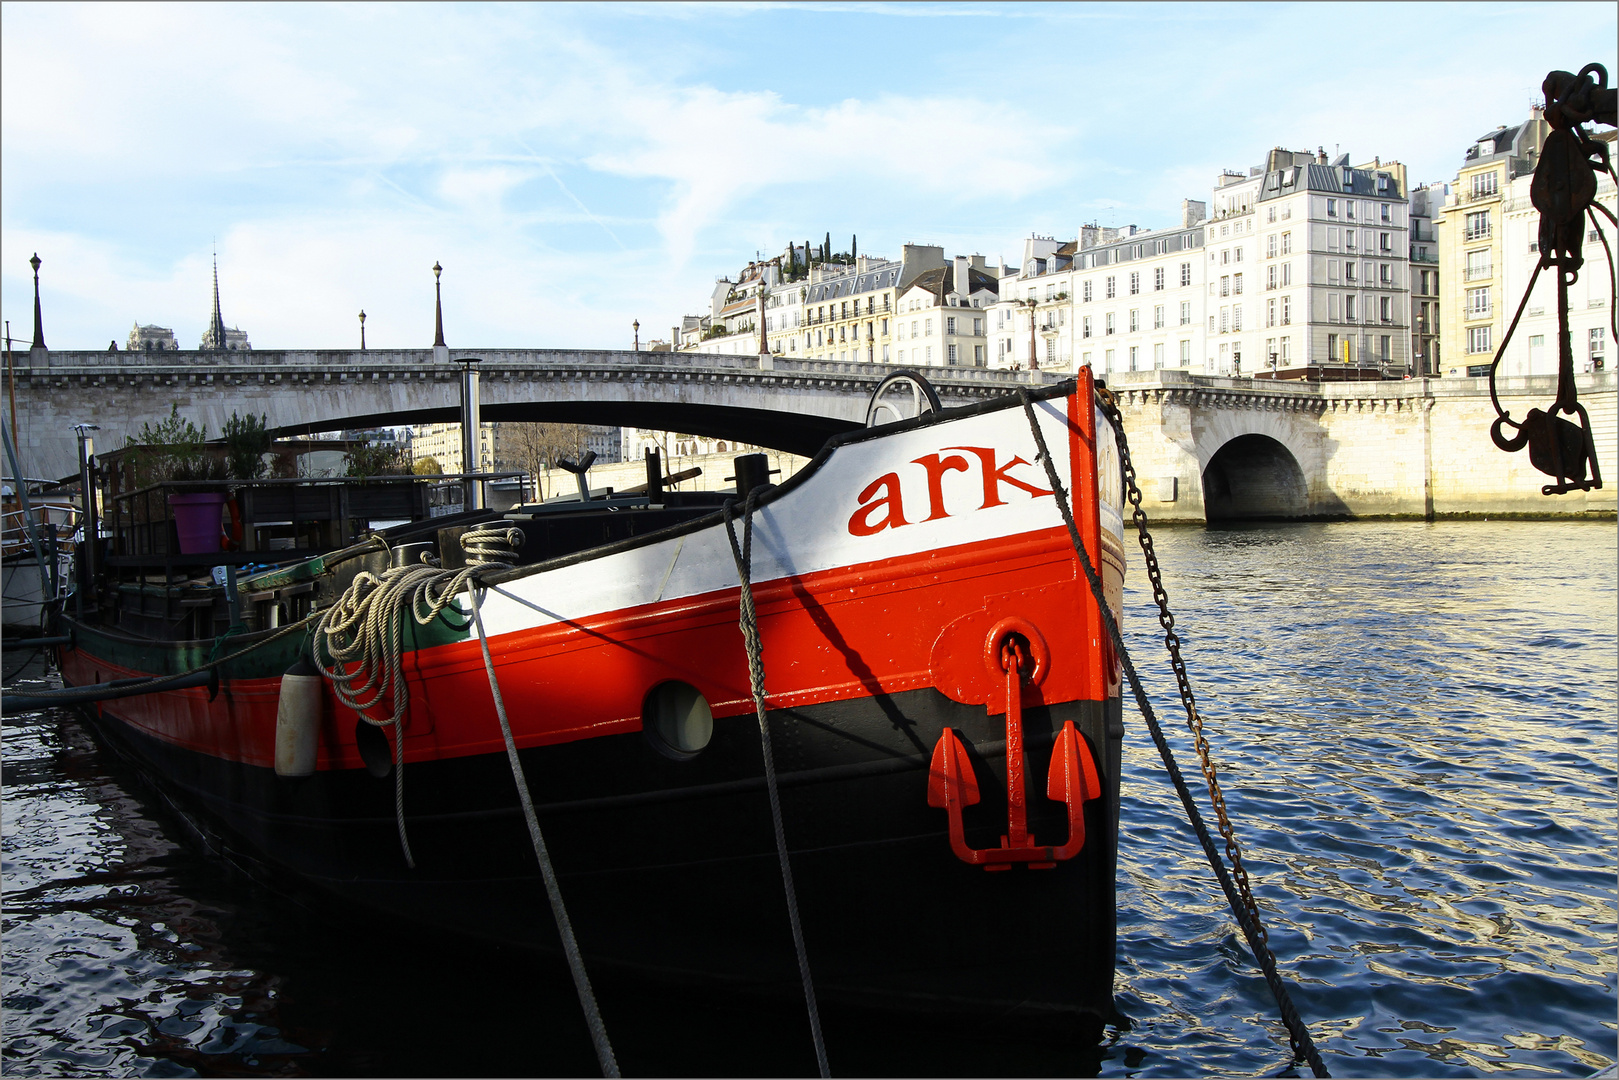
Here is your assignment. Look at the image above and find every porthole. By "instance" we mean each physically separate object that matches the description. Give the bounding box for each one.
[644,681,713,760]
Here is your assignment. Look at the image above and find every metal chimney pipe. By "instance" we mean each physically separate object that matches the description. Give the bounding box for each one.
[458,358,483,511]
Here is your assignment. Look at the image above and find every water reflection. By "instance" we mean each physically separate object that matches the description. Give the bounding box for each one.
[3,521,1615,1077]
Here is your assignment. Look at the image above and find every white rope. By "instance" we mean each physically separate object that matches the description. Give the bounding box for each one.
[311,524,523,868]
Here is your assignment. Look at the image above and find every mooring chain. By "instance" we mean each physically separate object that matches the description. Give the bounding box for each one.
[1019,390,1328,1077]
[1098,391,1269,953]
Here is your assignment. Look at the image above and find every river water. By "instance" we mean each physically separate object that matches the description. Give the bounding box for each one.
[3,520,1614,1077]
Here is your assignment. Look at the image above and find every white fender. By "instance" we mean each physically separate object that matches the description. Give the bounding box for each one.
[275,652,323,777]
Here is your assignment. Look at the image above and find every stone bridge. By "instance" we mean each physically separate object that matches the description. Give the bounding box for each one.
[9,345,1614,519]
[9,347,1037,482]
[1106,368,1616,520]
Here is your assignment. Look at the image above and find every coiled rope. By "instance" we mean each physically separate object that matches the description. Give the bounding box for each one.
[312,522,619,1075]
[311,524,523,868]
[1019,390,1329,1077]
[722,493,831,1080]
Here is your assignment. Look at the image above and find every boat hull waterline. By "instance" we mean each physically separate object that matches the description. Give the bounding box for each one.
[56,378,1128,1028]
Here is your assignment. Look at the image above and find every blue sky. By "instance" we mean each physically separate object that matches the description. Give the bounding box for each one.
[3,2,1613,352]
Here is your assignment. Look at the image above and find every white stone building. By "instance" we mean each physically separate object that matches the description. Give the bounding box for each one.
[1493,138,1616,377]
[891,255,999,368]
[989,210,1208,376]
[1247,148,1412,376]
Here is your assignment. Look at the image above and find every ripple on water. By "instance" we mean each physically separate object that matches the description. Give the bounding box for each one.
[2,521,1615,1077]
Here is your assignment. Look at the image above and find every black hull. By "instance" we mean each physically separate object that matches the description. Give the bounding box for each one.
[78,683,1123,1029]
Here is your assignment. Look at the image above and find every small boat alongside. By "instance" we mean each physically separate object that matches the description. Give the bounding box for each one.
[36,371,1130,1035]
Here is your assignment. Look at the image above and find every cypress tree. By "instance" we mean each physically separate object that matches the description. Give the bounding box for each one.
[824,231,831,263]
[851,234,857,262]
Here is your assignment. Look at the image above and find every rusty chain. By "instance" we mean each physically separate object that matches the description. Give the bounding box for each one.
[1096,389,1273,957]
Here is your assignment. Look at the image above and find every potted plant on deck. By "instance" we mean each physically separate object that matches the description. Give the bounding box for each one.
[128,405,230,555]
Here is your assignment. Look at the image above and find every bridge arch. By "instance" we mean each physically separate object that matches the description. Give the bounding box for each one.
[1200,433,1309,521]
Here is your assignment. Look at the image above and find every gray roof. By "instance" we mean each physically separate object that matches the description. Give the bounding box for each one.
[803,266,901,304]
[1254,162,1404,202]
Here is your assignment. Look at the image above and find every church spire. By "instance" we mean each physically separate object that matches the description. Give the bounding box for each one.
[202,248,229,350]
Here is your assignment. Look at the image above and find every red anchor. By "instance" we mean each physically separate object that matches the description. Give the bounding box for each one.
[927,632,1101,869]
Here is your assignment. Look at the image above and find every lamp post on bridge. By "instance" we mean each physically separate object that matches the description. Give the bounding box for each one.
[433,261,484,512]
[30,253,45,350]
[633,320,640,352]
[359,310,366,352]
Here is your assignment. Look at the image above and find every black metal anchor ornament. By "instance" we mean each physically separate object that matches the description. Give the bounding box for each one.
[1488,63,1617,495]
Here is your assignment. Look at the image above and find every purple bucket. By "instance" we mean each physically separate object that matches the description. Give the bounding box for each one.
[167,492,228,554]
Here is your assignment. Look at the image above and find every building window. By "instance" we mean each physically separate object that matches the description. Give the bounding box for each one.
[1471,170,1498,198]
[1083,280,1093,302]
[1180,262,1191,286]
[1345,229,1357,252]
[1346,262,1358,284]
[1327,332,1339,361]
[1465,249,1491,281]
[1327,197,1338,217]
[1591,328,1607,370]
[1154,266,1165,290]
[1380,334,1391,360]
[1179,340,1191,365]
[1154,305,1165,329]
[1345,295,1357,322]
[1128,345,1139,371]
[1220,275,1230,297]
[1180,301,1192,325]
[1106,276,1116,299]
[925,318,933,336]
[1267,234,1277,258]
[925,346,933,362]
[1465,210,1491,241]
[973,317,982,336]
[1233,272,1243,295]
[1082,316,1092,338]
[1280,336,1290,362]
[1467,287,1491,319]
[1153,342,1165,368]
[1468,326,1492,354]
[1267,298,1277,327]
[1219,307,1229,333]
[1130,272,1140,295]
[1282,232,1292,254]
[882,344,889,361]
[1128,309,1138,332]
[1379,264,1392,285]
[1104,348,1115,372]
[1267,265,1278,290]
[946,316,957,335]
[1379,232,1392,254]
[974,344,985,366]
[1381,203,1392,223]
[1106,312,1116,335]
[1233,304,1243,331]
[1380,296,1391,323]
[948,344,958,364]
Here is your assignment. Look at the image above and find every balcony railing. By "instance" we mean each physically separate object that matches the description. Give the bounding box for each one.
[1464,265,1493,282]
